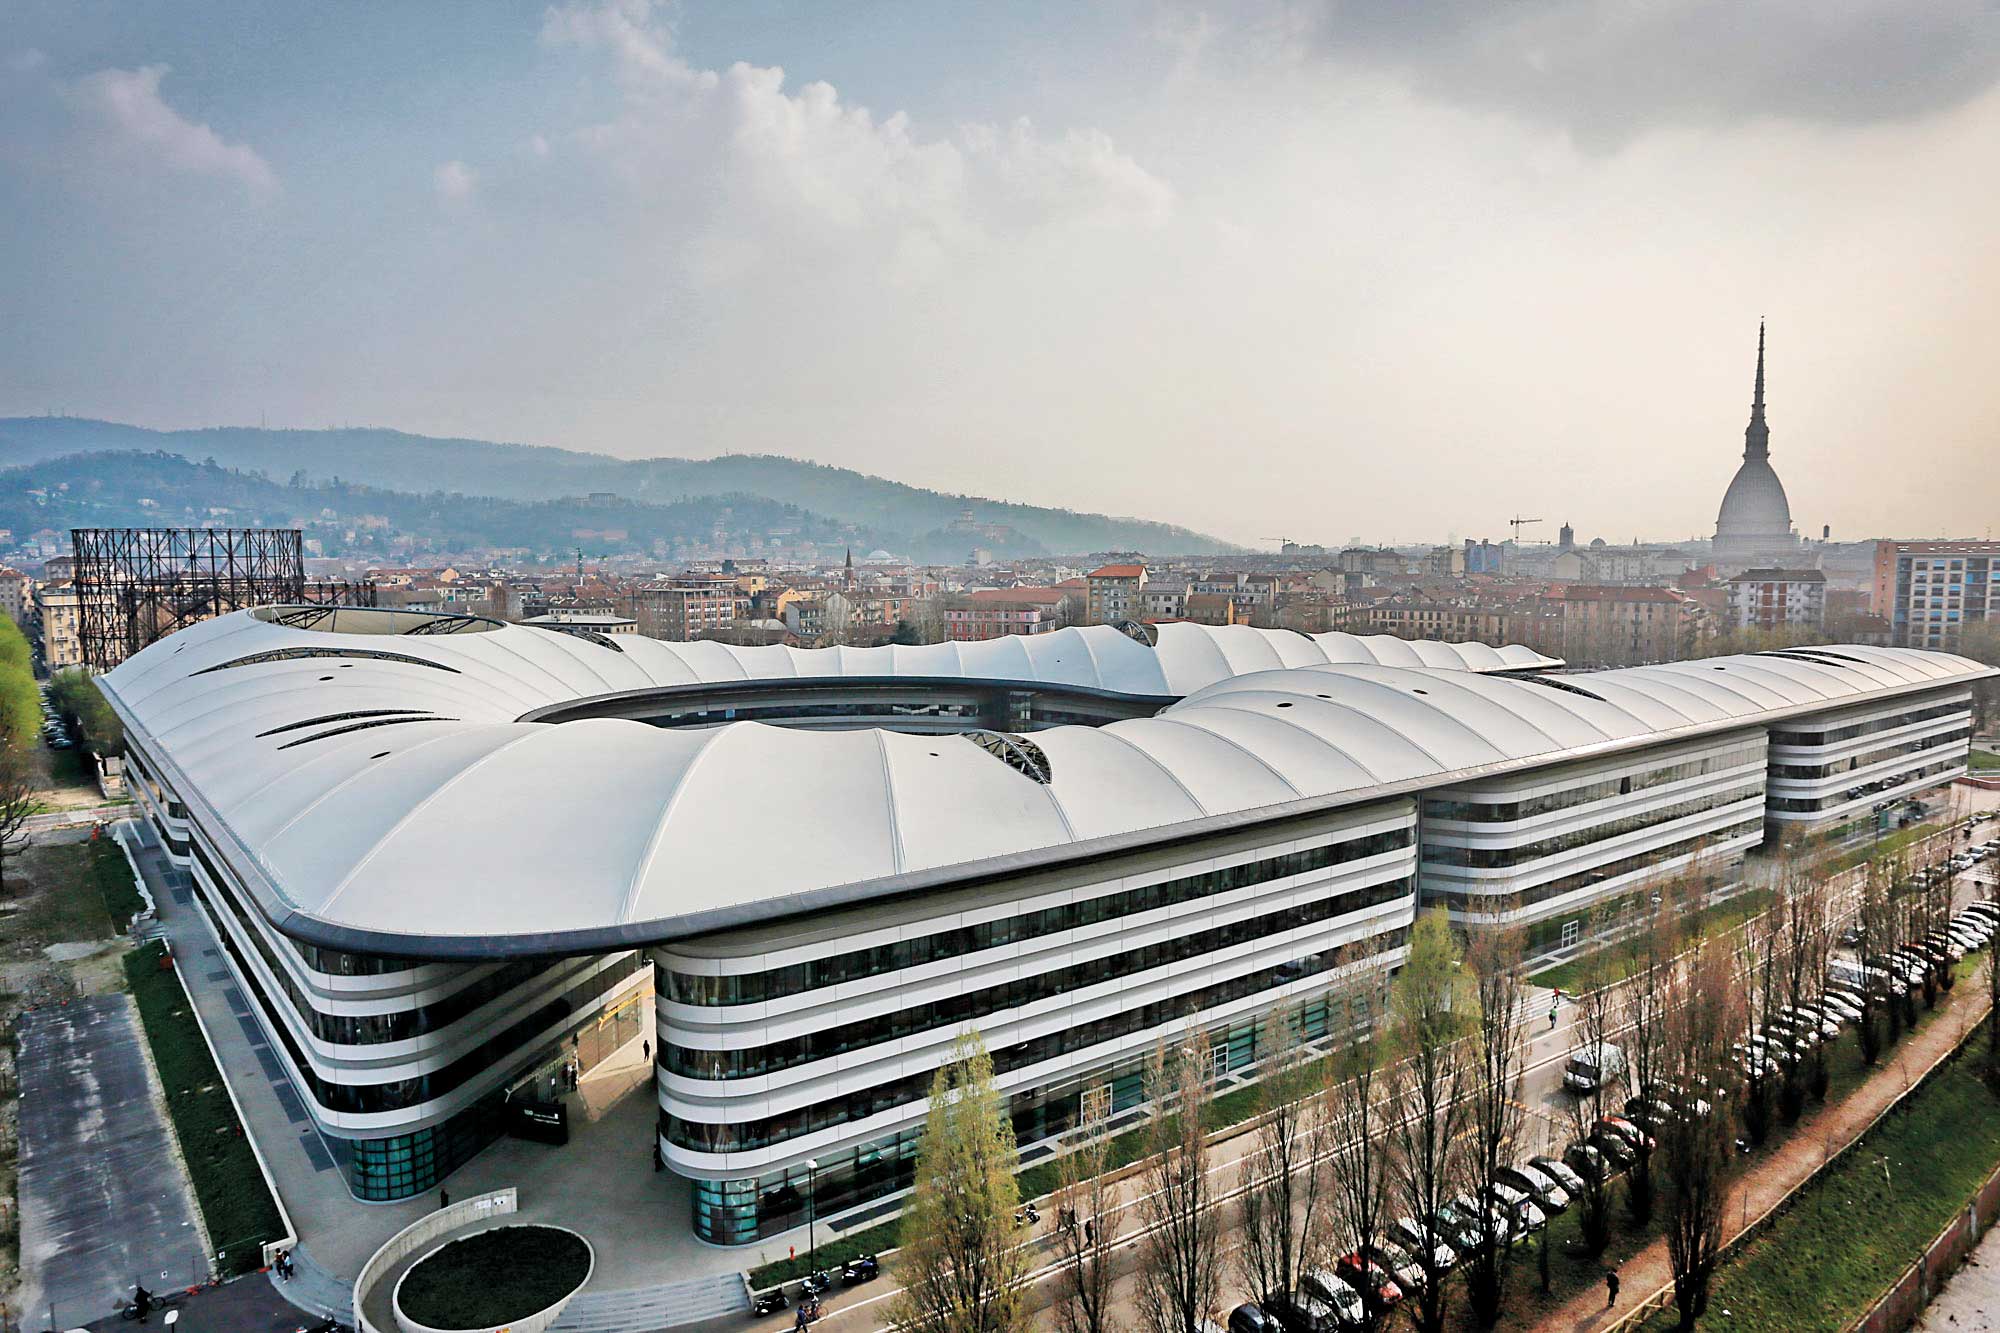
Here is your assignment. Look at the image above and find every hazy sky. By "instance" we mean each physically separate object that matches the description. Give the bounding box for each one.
[4,1,1998,548]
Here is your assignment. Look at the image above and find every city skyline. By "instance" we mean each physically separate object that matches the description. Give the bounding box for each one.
[4,2,1999,546]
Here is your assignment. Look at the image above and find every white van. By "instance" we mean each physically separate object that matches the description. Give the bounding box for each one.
[1563,1041,1626,1094]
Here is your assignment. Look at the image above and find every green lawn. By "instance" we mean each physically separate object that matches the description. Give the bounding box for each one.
[1638,1041,2000,1332]
[124,942,285,1275]
[1533,888,1775,995]
[397,1226,591,1329]
[1972,748,2000,772]
[87,837,146,932]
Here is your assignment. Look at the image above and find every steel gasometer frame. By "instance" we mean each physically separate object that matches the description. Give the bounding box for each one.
[72,527,372,669]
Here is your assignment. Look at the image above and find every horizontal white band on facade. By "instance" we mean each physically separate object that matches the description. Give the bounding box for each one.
[660,940,1412,1178]
[656,897,1414,1119]
[657,839,1418,1024]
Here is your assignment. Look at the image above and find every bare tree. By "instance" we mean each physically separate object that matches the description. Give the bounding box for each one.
[1854,858,1889,1064]
[1462,929,1529,1327]
[1237,1003,1334,1313]
[1562,942,1618,1257]
[1324,962,1396,1329]
[0,743,35,898]
[1385,909,1475,1333]
[1135,1035,1222,1333]
[1737,895,1785,1147]
[888,1032,1029,1333]
[1052,1104,1122,1333]
[1617,879,1691,1225]
[1659,934,1745,1330]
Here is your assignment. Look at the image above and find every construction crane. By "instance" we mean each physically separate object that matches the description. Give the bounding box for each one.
[1507,516,1542,542]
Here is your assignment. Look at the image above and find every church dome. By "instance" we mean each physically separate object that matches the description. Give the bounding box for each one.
[1713,322,1797,559]
[1716,457,1792,537]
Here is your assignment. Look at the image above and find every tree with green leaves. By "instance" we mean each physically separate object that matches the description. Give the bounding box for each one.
[887,1033,1029,1333]
[0,743,34,896]
[47,667,124,757]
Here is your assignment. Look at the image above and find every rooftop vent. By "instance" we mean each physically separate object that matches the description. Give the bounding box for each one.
[257,709,437,738]
[194,647,463,675]
[962,730,1053,784]
[1516,675,1609,703]
[275,715,455,751]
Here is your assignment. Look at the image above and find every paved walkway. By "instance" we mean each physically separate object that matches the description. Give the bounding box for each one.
[122,820,752,1332]
[1535,984,1994,1333]
[1914,1210,2000,1332]
[15,996,208,1333]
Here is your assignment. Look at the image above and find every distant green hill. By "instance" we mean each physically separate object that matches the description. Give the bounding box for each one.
[0,418,1241,560]
[0,451,862,562]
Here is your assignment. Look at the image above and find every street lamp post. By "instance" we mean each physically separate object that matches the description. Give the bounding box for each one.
[805,1158,820,1275]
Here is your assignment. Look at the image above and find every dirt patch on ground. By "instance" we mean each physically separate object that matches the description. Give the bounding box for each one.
[0,837,137,1310]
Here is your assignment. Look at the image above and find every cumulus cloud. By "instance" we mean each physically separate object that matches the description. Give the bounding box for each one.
[68,64,276,193]
[1295,0,2000,145]
[434,158,476,203]
[533,0,1170,274]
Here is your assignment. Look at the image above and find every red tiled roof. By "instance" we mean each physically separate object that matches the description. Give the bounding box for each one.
[1088,565,1146,578]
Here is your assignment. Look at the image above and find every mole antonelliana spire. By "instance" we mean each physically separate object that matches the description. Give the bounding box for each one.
[1713,320,1796,572]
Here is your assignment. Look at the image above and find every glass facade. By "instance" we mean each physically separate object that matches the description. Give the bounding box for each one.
[341,1096,507,1202]
[665,826,1414,1007]
[1421,741,1765,823]
[1422,785,1764,868]
[664,875,1414,1079]
[663,923,1411,1156]
[679,966,1393,1243]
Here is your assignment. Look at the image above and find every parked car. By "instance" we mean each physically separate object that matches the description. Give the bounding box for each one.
[1360,1242,1426,1295]
[1566,1140,1619,1181]
[1299,1271,1367,1330]
[1497,1163,1570,1214]
[1387,1217,1459,1271]
[1482,1181,1546,1233]
[1597,1115,1656,1153]
[1427,1202,1485,1254]
[1563,1041,1627,1095]
[1229,1304,1282,1333]
[1586,1131,1636,1170]
[1528,1154,1588,1197]
[1333,1252,1404,1311]
[1268,1289,1341,1333]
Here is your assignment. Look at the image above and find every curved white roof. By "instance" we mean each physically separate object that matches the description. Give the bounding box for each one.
[101,612,1986,956]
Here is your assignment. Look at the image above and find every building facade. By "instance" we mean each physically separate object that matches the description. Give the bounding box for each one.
[1085,564,1147,623]
[99,609,1984,1245]
[33,580,84,669]
[1727,568,1828,633]
[1873,540,2000,650]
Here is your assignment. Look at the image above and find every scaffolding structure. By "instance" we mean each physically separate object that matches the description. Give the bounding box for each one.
[71,528,373,670]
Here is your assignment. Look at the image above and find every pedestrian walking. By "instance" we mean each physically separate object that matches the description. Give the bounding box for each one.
[1605,1269,1620,1307]
[1549,1002,1559,1029]
[440,1188,450,1208]
[642,1038,650,1063]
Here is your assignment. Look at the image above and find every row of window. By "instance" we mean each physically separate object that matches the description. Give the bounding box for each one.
[662,824,1414,1007]
[1767,757,1966,813]
[663,925,1412,1154]
[663,874,1414,1080]
[193,839,550,1045]
[1769,727,1970,781]
[1421,784,1764,870]
[1425,819,1765,915]
[1420,742,1764,824]
[1769,699,1967,749]
[193,858,643,1114]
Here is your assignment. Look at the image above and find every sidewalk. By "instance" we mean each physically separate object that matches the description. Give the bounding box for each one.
[1534,985,1995,1333]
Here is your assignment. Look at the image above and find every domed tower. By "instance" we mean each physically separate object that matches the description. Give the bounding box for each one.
[1713,321,1798,572]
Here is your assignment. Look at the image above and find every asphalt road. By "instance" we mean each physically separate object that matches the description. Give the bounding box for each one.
[15,995,209,1333]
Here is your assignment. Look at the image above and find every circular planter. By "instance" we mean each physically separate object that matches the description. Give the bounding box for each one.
[392,1224,594,1333]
